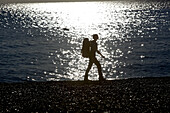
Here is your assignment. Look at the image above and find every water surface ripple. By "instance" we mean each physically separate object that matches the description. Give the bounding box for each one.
[0,1,170,82]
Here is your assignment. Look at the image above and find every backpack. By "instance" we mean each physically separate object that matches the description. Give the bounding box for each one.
[81,38,90,58]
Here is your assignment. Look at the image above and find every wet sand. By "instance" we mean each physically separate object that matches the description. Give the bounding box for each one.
[0,77,170,112]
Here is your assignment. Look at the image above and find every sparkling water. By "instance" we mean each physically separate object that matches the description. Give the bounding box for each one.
[0,1,170,82]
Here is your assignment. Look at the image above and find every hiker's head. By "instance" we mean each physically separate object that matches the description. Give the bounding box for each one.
[84,38,89,42]
[92,34,99,41]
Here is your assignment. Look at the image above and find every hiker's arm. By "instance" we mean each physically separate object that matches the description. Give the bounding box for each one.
[97,50,105,58]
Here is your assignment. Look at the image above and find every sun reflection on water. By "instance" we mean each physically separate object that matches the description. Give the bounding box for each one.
[3,1,169,81]
[27,2,142,81]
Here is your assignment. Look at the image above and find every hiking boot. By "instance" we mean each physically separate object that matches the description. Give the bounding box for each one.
[84,77,89,81]
[99,77,106,81]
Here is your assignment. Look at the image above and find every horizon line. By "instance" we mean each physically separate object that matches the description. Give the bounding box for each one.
[0,0,164,4]
[0,0,112,4]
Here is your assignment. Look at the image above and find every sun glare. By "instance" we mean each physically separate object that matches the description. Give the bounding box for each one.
[24,2,129,80]
[27,2,106,34]
[9,1,136,80]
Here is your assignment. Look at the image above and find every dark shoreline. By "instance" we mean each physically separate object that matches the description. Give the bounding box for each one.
[1,77,170,112]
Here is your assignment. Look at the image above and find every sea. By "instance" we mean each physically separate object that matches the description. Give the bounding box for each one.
[0,1,170,82]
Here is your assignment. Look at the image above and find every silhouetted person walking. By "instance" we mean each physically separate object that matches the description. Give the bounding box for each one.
[84,34,105,81]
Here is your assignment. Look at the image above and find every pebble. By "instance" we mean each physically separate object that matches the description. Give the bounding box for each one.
[0,77,170,112]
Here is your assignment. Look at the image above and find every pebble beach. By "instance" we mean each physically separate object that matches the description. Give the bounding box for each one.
[0,77,170,112]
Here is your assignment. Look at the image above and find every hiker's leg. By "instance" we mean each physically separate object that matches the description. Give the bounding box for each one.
[94,58,104,80]
[84,60,93,80]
